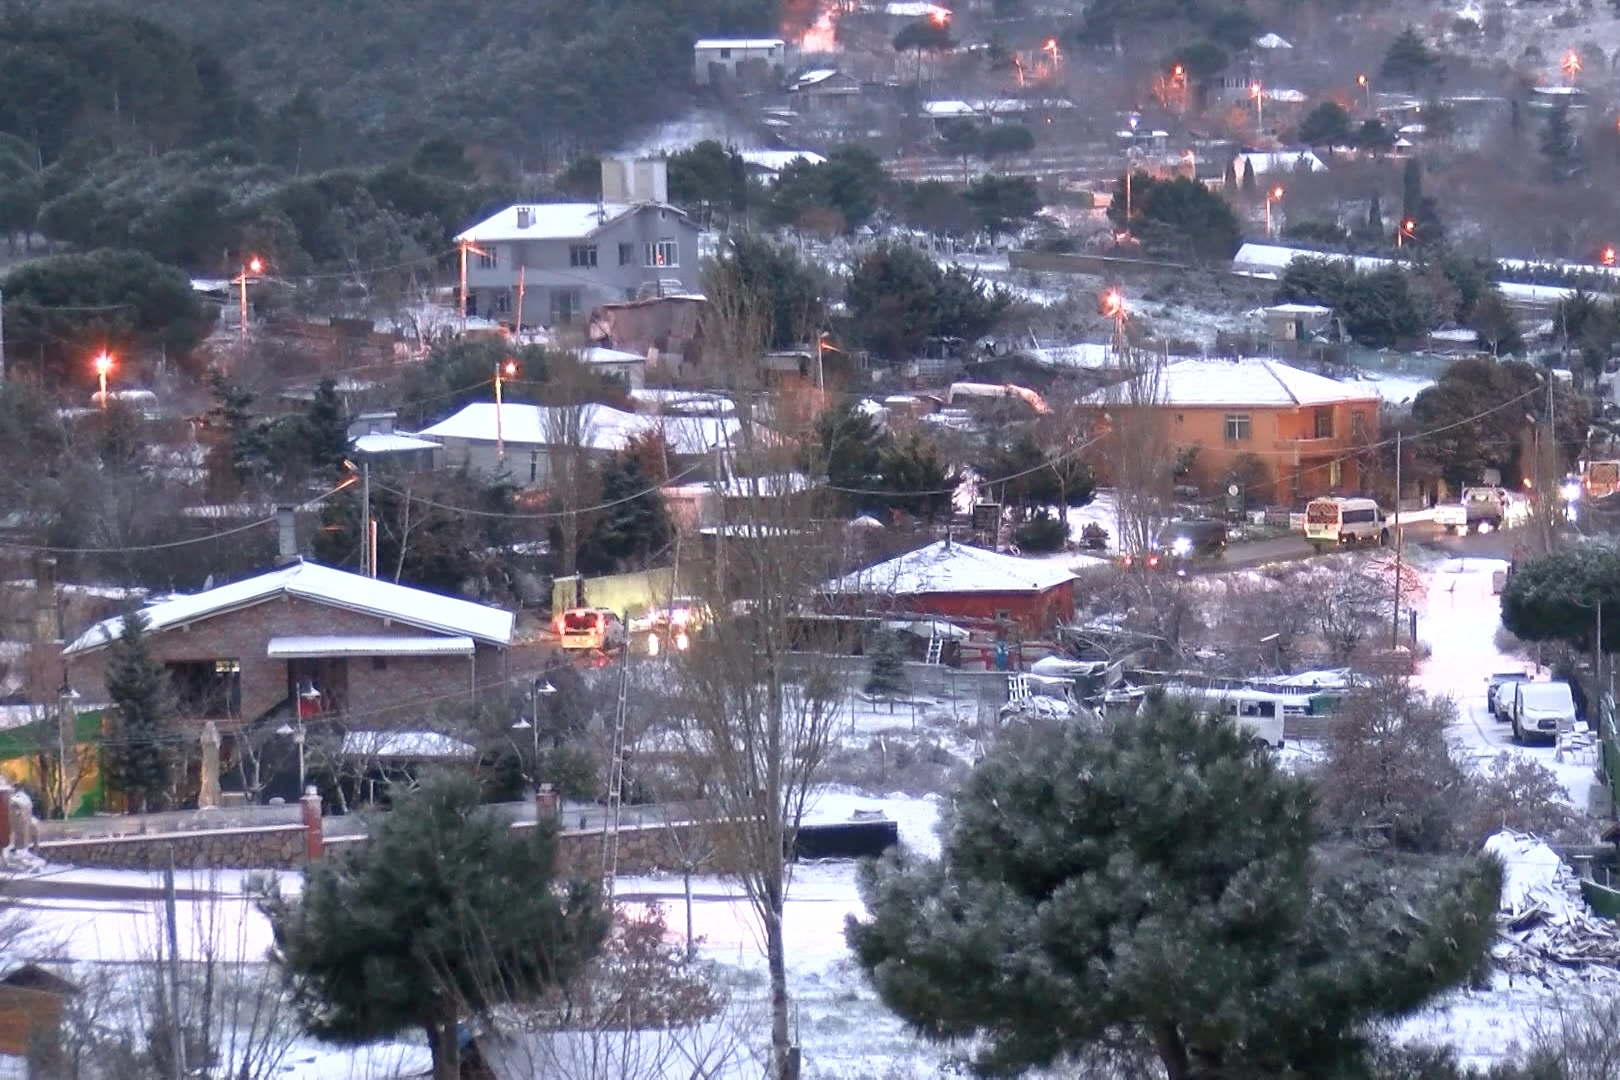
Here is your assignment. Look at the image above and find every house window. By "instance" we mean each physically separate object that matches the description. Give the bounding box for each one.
[644,239,679,268]
[550,288,581,324]
[1329,459,1343,487]
[1314,407,1334,439]
[994,609,1011,621]
[1351,410,1367,439]
[477,246,498,269]
[493,290,511,315]
[618,242,634,266]
[1224,413,1251,441]
[166,659,241,718]
[371,656,388,671]
[569,244,597,269]
[720,47,732,58]
[529,449,540,484]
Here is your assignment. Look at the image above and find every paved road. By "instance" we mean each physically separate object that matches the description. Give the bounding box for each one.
[1212,520,1447,571]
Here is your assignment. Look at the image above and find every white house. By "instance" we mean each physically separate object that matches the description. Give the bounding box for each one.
[1230,149,1327,179]
[694,38,786,85]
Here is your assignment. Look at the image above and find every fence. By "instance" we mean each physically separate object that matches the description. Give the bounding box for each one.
[35,802,304,842]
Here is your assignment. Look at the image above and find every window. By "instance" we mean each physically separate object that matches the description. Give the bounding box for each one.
[720,47,732,58]
[994,609,1011,621]
[1350,410,1367,439]
[1224,413,1251,441]
[1313,407,1334,439]
[493,290,511,315]
[529,449,540,484]
[371,656,388,671]
[645,239,679,268]
[1329,459,1344,488]
[166,659,241,718]
[477,245,498,269]
[618,242,634,266]
[569,243,597,269]
[550,288,581,324]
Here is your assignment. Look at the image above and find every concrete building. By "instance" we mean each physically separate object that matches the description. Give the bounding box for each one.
[1090,358,1381,502]
[693,38,786,85]
[455,160,701,329]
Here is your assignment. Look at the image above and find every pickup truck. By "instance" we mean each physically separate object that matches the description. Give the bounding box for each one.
[1434,487,1509,536]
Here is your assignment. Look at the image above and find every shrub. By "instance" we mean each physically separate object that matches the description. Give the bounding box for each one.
[1014,512,1069,553]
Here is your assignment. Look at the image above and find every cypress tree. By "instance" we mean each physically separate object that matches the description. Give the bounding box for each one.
[103,609,179,813]
[863,631,908,709]
[1240,156,1256,193]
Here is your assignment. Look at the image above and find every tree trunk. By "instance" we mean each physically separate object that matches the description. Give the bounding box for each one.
[766,897,792,1078]
[1153,1021,1190,1080]
[428,1013,460,1080]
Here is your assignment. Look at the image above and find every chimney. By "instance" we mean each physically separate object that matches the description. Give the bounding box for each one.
[515,206,532,229]
[275,506,298,565]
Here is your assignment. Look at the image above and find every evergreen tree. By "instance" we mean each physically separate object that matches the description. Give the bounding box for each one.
[1381,26,1442,91]
[864,631,908,708]
[848,694,1502,1078]
[1240,157,1256,193]
[813,398,890,516]
[103,609,179,813]
[1401,157,1423,222]
[259,771,609,1080]
[1222,157,1237,190]
[1366,192,1384,234]
[576,442,674,574]
[303,377,351,478]
[1539,102,1583,183]
[877,429,955,522]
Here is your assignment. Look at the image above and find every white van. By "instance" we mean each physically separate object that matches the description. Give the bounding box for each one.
[1172,688,1287,749]
[1511,681,1576,745]
[1304,497,1389,552]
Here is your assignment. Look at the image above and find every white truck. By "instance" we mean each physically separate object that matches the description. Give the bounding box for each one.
[1434,487,1510,536]
[1510,680,1577,745]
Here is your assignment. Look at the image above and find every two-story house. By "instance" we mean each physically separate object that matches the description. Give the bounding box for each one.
[1091,358,1381,503]
[455,160,702,329]
[693,38,786,85]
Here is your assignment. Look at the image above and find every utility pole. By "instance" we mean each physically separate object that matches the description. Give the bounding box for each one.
[360,458,374,577]
[514,266,526,334]
[1392,430,1403,649]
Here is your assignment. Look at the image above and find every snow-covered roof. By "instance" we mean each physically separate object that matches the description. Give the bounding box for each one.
[1231,150,1326,175]
[791,69,843,90]
[1097,358,1382,409]
[416,402,740,456]
[824,540,1077,596]
[738,149,827,173]
[455,204,655,244]
[923,99,1027,118]
[1430,328,1479,343]
[341,731,477,760]
[64,562,514,655]
[352,432,441,455]
[266,635,476,659]
[883,1,951,16]
[1264,88,1307,103]
[1023,343,1113,369]
[694,38,784,50]
[1253,32,1293,48]
[1264,303,1334,316]
[628,388,736,416]
[575,346,645,366]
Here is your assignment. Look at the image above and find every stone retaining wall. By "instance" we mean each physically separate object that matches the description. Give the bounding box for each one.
[36,823,309,871]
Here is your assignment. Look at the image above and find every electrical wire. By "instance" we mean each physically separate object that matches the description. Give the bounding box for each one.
[367,462,706,520]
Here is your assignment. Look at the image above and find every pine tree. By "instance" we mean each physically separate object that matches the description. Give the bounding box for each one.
[1366,192,1384,234]
[847,694,1503,1078]
[103,609,179,813]
[303,377,351,478]
[1401,157,1423,222]
[1240,157,1256,193]
[576,444,673,574]
[863,631,908,709]
[258,771,609,1080]
[1222,157,1237,191]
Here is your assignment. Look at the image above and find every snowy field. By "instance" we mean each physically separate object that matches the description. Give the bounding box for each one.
[1,556,1611,1075]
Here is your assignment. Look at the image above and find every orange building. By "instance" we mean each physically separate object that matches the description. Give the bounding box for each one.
[1095,358,1381,504]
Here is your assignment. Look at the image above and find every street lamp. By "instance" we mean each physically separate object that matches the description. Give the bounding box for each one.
[1603,246,1616,268]
[234,256,264,350]
[494,359,518,460]
[1563,50,1582,85]
[514,678,558,784]
[1249,81,1264,129]
[93,351,113,408]
[1265,185,1284,238]
[1356,72,1370,111]
[275,721,307,794]
[1396,218,1417,250]
[1101,288,1127,361]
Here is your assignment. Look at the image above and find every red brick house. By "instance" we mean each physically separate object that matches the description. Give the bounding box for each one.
[62,560,514,735]
[819,540,1078,634]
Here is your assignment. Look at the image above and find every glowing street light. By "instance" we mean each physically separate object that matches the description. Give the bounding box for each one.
[1356,72,1370,111]
[1604,246,1617,268]
[1563,50,1582,85]
[1101,289,1128,361]
[93,351,112,407]
[1249,81,1264,129]
[233,255,265,350]
[1397,218,1417,249]
[494,359,518,460]
[1265,185,1284,238]
[928,6,948,25]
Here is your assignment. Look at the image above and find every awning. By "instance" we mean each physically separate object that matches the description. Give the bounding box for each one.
[267,635,476,659]
[881,619,971,640]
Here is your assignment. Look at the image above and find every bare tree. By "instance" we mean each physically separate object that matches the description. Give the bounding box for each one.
[1103,348,1173,558]
[541,360,607,582]
[668,266,845,1079]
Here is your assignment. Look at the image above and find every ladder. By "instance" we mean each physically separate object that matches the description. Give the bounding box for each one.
[601,653,630,900]
[924,636,944,665]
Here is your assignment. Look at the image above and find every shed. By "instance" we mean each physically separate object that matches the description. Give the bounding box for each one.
[0,965,77,1056]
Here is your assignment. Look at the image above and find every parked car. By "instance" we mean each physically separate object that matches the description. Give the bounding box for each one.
[553,607,626,653]
[1486,670,1531,722]
[1303,496,1388,552]
[1511,680,1576,744]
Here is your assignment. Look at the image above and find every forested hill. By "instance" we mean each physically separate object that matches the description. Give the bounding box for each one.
[18,0,782,164]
